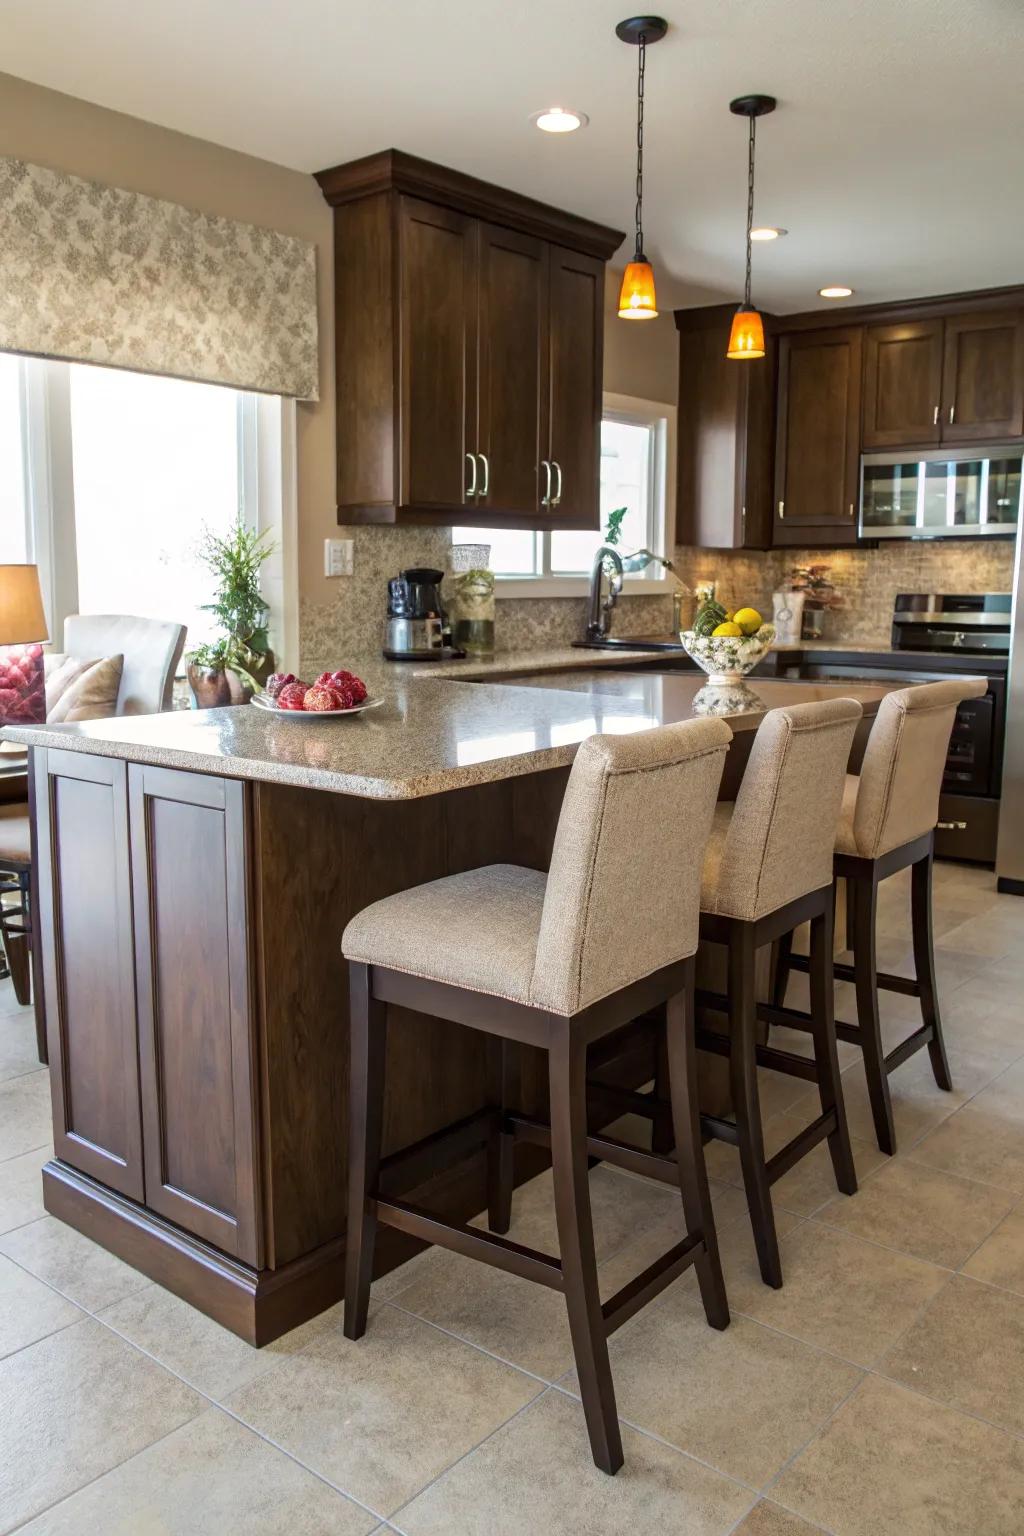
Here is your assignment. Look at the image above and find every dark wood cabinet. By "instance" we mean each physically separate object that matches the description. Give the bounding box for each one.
[774,327,863,545]
[863,321,944,449]
[129,766,261,1267]
[317,150,622,528]
[675,305,774,548]
[35,751,144,1202]
[942,310,1024,443]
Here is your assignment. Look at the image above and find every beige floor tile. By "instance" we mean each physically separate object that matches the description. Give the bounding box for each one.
[470,1164,682,1263]
[0,1009,40,1084]
[0,1317,203,1532]
[963,1206,1024,1294]
[706,1109,886,1216]
[394,1388,752,1536]
[909,1105,1024,1194]
[815,1156,1013,1268]
[98,1284,346,1401]
[728,1221,949,1366]
[939,985,1024,1069]
[224,1302,541,1517]
[0,1216,150,1312]
[937,913,1021,960]
[771,1374,1024,1535]
[16,1406,374,1536]
[564,1290,861,1489]
[0,1070,51,1162]
[0,1253,82,1359]
[0,1143,50,1234]
[732,1501,826,1535]
[881,1272,1024,1436]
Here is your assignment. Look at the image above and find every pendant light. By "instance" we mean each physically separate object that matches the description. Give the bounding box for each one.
[726,94,776,360]
[616,16,667,320]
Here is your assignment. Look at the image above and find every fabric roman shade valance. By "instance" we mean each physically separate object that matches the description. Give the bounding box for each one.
[0,155,318,399]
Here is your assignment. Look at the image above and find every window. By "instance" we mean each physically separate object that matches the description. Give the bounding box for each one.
[453,393,675,594]
[0,356,294,665]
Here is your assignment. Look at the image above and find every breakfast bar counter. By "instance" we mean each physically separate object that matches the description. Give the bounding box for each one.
[3,664,898,1343]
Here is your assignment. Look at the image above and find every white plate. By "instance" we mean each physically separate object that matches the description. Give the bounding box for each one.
[251,693,385,720]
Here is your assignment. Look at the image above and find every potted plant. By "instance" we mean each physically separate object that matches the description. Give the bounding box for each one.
[788,564,843,640]
[185,520,275,708]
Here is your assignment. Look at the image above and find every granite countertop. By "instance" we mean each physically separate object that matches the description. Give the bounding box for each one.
[2,641,903,800]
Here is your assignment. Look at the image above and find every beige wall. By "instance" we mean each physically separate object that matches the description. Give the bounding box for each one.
[602,269,678,404]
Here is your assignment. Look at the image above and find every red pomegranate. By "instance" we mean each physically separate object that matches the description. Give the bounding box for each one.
[303,683,345,712]
[265,672,296,699]
[276,682,308,710]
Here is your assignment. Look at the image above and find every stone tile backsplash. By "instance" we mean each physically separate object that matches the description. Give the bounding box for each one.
[299,524,1015,672]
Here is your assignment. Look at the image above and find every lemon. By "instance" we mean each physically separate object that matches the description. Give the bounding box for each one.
[733,606,763,635]
[711,621,744,638]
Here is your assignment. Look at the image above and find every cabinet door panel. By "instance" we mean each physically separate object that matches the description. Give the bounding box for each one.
[775,327,862,541]
[476,223,547,517]
[942,311,1024,443]
[863,321,943,448]
[130,766,261,1265]
[397,196,478,513]
[547,247,604,528]
[35,750,143,1200]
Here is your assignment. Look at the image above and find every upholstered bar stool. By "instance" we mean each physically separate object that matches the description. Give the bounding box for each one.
[342,718,732,1475]
[774,678,988,1155]
[695,699,863,1290]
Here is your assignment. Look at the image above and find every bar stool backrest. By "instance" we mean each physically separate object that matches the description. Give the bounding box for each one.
[711,698,863,922]
[530,717,732,1016]
[852,678,988,859]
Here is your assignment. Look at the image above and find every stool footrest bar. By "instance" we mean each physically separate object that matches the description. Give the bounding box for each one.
[884,1023,935,1074]
[701,1113,741,1147]
[378,1109,492,1195]
[697,1025,820,1084]
[509,1113,680,1188]
[374,1196,565,1291]
[766,1111,835,1185]
[601,1235,703,1336]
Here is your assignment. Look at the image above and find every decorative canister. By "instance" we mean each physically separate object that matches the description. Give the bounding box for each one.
[772,589,805,645]
[449,544,495,656]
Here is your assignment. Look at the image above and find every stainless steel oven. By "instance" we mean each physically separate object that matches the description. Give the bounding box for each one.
[860,449,1022,540]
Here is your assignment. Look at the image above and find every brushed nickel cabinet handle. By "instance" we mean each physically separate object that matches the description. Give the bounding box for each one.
[949,405,956,425]
[465,452,477,498]
[478,452,489,497]
[848,503,854,518]
[937,820,967,831]
[540,460,551,507]
[778,500,785,519]
[551,460,563,507]
[933,405,940,425]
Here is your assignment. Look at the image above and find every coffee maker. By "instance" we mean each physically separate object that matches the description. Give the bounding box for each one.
[383,568,464,660]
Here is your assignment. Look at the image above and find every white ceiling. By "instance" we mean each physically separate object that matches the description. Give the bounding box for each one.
[3,0,1022,313]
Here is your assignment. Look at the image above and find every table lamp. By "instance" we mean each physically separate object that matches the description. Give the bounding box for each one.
[0,564,49,726]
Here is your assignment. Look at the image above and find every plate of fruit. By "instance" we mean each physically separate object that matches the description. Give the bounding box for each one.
[253,670,384,719]
[680,599,775,685]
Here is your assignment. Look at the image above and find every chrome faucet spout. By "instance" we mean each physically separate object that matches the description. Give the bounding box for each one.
[586,546,625,641]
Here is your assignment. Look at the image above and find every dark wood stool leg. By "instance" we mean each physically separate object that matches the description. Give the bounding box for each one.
[650,1017,675,1154]
[728,924,782,1290]
[666,958,728,1330]
[549,1020,623,1476]
[912,849,953,1092]
[487,1037,515,1234]
[810,898,857,1195]
[771,930,793,1008]
[344,963,388,1341]
[851,871,897,1155]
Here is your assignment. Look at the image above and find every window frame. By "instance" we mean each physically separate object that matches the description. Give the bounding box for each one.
[472,392,676,598]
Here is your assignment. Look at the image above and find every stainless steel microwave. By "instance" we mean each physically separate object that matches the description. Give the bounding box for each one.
[859,448,1022,539]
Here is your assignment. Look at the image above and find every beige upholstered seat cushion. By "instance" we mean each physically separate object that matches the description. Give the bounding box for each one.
[45,652,124,723]
[841,679,987,859]
[0,804,30,865]
[701,698,862,922]
[343,864,547,1004]
[343,717,732,1016]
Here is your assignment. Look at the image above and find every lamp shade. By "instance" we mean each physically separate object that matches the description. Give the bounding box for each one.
[0,564,48,646]
[617,260,658,319]
[726,307,766,360]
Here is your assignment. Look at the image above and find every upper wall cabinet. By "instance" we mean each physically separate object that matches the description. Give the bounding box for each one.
[316,151,621,528]
[774,327,863,546]
[862,320,944,449]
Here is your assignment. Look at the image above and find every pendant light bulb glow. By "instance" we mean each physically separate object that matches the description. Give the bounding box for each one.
[726,94,776,361]
[616,17,667,321]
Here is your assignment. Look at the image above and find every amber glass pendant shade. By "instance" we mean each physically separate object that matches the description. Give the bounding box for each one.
[726,306,766,359]
[618,259,658,319]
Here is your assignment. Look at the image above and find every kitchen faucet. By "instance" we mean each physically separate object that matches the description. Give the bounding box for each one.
[586,545,624,640]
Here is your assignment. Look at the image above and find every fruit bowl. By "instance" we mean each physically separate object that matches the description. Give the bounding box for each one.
[680,623,775,685]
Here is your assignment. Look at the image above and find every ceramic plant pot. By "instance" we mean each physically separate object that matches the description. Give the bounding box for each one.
[187,664,254,709]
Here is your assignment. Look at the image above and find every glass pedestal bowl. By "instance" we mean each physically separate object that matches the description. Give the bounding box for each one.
[680,623,775,686]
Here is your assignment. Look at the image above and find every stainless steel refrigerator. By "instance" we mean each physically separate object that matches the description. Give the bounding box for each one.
[997,523,1024,894]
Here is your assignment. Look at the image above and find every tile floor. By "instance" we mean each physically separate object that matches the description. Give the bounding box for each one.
[1,860,1024,1533]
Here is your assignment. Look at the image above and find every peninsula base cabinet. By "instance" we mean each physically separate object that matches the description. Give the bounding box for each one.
[32,747,659,1344]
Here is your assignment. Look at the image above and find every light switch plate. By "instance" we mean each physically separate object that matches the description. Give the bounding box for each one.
[324,538,354,578]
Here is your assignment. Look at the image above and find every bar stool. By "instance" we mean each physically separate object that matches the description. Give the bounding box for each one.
[774,678,988,1155]
[695,699,863,1290]
[342,718,732,1475]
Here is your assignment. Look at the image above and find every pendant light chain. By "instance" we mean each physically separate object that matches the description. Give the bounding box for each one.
[744,112,756,309]
[634,31,647,259]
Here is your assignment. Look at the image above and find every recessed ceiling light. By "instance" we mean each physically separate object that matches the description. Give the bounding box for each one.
[530,107,588,133]
[750,226,786,241]
[819,285,854,298]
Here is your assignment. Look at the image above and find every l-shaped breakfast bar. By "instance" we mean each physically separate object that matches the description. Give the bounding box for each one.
[4,654,897,1343]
